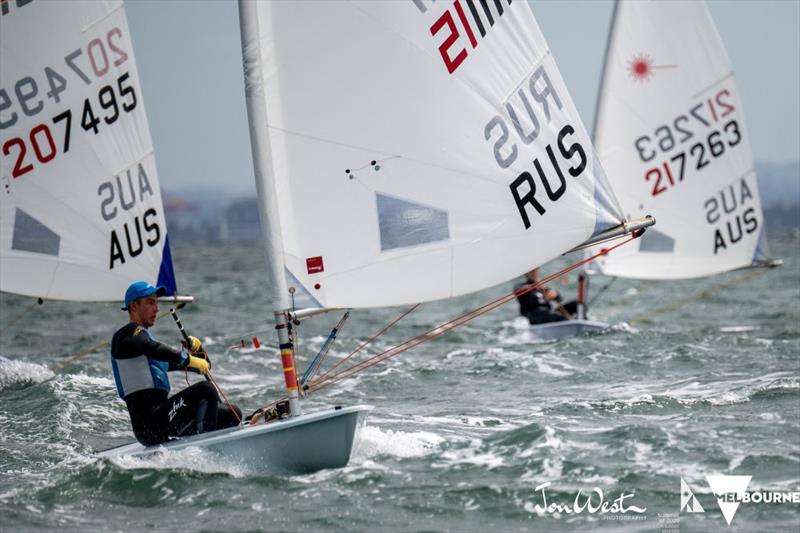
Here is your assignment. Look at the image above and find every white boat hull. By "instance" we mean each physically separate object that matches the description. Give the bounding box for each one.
[526,320,608,341]
[97,405,371,475]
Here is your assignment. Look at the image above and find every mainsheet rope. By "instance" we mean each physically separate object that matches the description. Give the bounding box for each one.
[628,266,772,326]
[587,276,618,308]
[304,232,641,395]
[182,369,241,425]
[51,303,187,371]
[1,298,43,334]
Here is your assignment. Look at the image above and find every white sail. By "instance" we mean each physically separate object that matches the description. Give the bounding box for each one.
[0,0,177,301]
[240,0,624,310]
[589,0,771,280]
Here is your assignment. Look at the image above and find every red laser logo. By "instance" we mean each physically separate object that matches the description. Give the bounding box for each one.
[627,54,677,82]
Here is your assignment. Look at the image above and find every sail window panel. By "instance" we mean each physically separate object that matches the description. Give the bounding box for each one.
[377,194,450,252]
[637,229,675,254]
[11,208,61,256]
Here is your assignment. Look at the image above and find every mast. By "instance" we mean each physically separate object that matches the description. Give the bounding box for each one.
[238,0,301,416]
[591,0,620,144]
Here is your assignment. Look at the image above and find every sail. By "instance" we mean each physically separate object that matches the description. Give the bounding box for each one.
[240,0,624,310]
[589,0,770,279]
[0,0,177,301]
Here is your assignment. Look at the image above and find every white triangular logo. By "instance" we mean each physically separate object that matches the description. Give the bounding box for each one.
[706,475,751,525]
[680,478,704,513]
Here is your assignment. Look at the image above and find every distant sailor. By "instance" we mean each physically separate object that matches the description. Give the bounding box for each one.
[514,268,579,325]
[111,281,241,446]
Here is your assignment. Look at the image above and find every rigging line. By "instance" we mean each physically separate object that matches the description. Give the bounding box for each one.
[301,311,350,385]
[50,338,110,371]
[246,396,288,426]
[223,328,273,355]
[1,297,43,334]
[614,280,651,309]
[307,285,529,392]
[307,234,640,394]
[50,303,187,371]
[629,267,770,326]
[207,371,241,425]
[311,303,421,386]
[266,124,502,187]
[552,299,575,320]
[307,265,584,392]
[588,276,618,308]
[307,269,570,390]
[307,265,573,391]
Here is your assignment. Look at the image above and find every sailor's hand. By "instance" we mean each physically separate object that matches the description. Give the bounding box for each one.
[182,335,203,354]
[186,354,210,375]
[544,289,559,301]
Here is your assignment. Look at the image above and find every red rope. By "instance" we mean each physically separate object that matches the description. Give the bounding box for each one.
[306,233,637,393]
[183,365,241,424]
[207,372,242,424]
[311,303,420,385]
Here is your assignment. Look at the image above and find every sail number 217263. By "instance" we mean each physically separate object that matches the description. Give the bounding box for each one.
[632,88,743,198]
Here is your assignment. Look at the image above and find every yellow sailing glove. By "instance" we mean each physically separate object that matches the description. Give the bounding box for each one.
[186,354,210,375]
[182,335,203,353]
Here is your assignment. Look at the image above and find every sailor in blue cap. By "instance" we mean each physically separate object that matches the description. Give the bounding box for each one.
[111,281,241,446]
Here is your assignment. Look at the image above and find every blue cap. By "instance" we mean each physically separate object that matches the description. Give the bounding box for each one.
[122,281,166,310]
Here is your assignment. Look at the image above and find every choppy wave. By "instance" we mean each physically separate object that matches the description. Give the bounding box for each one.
[1,235,798,532]
[0,357,53,390]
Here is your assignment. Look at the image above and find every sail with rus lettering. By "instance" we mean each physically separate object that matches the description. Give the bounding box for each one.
[588,0,777,279]
[100,0,651,473]
[0,0,177,302]
[242,0,638,312]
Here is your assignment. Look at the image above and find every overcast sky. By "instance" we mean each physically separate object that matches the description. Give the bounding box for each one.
[125,0,800,194]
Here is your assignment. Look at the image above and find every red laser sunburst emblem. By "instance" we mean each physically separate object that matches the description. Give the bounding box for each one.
[627,53,677,83]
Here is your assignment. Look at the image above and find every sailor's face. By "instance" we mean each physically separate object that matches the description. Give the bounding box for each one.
[132,295,159,327]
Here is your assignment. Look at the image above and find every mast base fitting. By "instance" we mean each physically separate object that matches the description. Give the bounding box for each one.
[247,399,292,425]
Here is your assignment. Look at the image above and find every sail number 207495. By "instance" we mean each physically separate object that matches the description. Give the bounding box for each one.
[1,26,134,179]
[2,73,137,179]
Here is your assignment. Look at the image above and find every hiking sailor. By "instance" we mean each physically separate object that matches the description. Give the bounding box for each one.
[111,281,241,446]
[514,268,580,325]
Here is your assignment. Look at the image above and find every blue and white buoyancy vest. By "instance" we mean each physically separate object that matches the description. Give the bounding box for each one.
[111,328,176,399]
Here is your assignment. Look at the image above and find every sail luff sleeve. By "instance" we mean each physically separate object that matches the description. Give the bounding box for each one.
[238,0,290,311]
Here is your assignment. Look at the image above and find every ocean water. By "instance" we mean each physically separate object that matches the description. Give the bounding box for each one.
[1,231,798,532]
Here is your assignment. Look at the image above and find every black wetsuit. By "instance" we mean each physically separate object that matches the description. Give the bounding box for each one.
[514,283,578,325]
[110,323,241,446]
